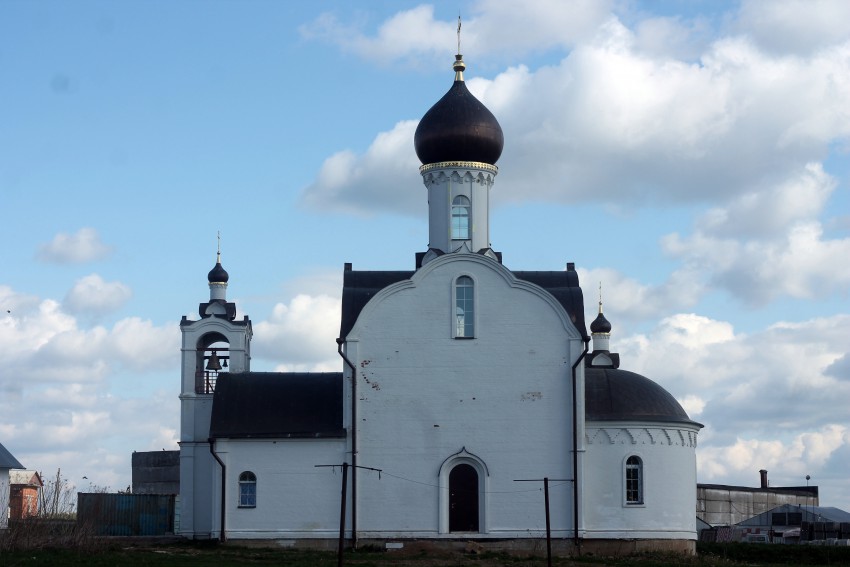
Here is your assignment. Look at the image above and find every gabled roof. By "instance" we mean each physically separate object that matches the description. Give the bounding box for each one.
[340,264,588,340]
[736,504,850,526]
[9,470,42,486]
[210,372,345,439]
[0,442,24,470]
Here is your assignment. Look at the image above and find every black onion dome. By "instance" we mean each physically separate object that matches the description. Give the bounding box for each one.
[414,55,504,165]
[590,312,612,334]
[585,368,702,426]
[208,258,229,284]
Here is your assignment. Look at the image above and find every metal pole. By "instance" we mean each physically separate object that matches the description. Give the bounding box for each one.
[544,477,552,567]
[514,477,570,565]
[338,462,349,567]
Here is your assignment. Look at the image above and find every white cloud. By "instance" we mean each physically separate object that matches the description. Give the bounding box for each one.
[64,273,132,315]
[252,293,342,369]
[735,0,850,55]
[580,267,704,326]
[37,227,112,264]
[694,163,836,238]
[622,314,846,450]
[300,121,421,215]
[612,313,850,498]
[299,1,613,65]
[0,287,178,390]
[301,7,850,218]
[634,15,714,60]
[664,203,850,306]
[698,426,850,489]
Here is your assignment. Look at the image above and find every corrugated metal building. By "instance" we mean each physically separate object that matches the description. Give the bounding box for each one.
[77,493,175,536]
[131,450,180,495]
[697,470,818,526]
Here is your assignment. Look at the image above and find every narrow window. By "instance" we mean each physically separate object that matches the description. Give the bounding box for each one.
[455,276,474,338]
[451,196,470,240]
[625,456,643,504]
[239,471,257,508]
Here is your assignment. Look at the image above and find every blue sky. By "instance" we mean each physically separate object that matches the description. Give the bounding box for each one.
[2,0,849,511]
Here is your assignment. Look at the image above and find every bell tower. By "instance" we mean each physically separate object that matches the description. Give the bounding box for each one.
[178,241,252,538]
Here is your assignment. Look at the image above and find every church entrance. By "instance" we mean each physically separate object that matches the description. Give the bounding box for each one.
[448,464,479,532]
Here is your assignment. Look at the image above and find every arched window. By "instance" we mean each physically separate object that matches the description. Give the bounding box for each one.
[451,195,471,240]
[625,456,643,505]
[239,471,257,508]
[455,276,474,338]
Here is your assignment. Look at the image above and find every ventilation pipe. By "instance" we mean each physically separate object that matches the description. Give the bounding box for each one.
[759,469,768,488]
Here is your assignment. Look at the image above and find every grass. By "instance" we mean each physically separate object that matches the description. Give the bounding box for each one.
[2,541,850,567]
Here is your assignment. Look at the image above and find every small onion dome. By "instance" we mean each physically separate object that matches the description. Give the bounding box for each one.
[590,311,612,334]
[414,54,504,165]
[208,255,229,284]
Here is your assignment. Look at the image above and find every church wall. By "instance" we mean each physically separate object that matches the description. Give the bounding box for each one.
[583,422,700,540]
[178,442,215,538]
[347,255,583,537]
[212,438,347,539]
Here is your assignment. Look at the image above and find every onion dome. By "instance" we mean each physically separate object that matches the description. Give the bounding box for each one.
[590,312,612,334]
[414,54,504,165]
[590,283,612,334]
[208,252,229,284]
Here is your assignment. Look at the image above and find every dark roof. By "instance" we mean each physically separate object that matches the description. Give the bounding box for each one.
[590,311,612,333]
[736,504,849,526]
[210,372,345,439]
[0,441,24,469]
[698,483,818,497]
[414,56,504,165]
[208,259,229,284]
[340,266,588,340]
[340,270,414,339]
[585,367,702,426]
[513,270,587,338]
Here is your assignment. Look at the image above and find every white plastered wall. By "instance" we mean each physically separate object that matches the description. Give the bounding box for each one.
[583,421,700,540]
[210,438,347,539]
[345,253,584,538]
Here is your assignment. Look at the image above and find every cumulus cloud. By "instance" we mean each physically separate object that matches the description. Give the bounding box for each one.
[662,165,850,305]
[621,313,850,407]
[63,274,132,315]
[735,0,850,55]
[252,293,342,369]
[0,287,178,390]
[37,227,112,264]
[613,313,850,495]
[0,286,180,493]
[299,1,613,65]
[580,267,704,326]
[300,121,421,215]
[300,5,850,219]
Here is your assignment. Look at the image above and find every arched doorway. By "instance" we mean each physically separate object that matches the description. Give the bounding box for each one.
[449,464,479,532]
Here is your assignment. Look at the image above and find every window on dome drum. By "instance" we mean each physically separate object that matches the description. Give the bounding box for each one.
[455,276,474,338]
[451,195,471,240]
[239,471,257,508]
[625,456,643,505]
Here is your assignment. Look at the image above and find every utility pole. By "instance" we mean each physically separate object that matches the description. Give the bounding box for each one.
[316,462,382,567]
[514,477,572,567]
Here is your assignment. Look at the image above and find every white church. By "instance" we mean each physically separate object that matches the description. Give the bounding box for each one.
[178,50,703,554]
